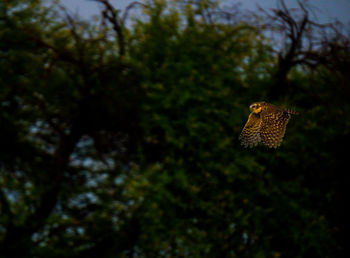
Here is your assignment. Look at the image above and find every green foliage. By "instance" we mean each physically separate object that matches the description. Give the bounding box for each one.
[0,0,346,257]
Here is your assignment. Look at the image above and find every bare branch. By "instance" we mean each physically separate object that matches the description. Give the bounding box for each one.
[93,0,125,57]
[257,0,335,99]
[122,1,147,25]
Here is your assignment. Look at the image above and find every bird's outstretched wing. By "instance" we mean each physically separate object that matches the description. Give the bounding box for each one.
[259,109,291,148]
[239,113,262,148]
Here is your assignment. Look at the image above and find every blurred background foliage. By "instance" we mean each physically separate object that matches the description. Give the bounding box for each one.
[0,0,347,257]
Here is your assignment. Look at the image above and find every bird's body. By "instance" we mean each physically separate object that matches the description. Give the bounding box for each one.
[239,102,298,148]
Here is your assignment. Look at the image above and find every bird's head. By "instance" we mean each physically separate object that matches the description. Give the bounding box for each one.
[249,102,266,114]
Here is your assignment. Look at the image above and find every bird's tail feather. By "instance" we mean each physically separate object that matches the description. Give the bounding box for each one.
[287,109,299,115]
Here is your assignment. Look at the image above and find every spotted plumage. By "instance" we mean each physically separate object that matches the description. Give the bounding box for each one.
[239,102,298,148]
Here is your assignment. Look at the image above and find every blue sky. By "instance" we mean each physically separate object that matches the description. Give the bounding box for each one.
[59,0,350,24]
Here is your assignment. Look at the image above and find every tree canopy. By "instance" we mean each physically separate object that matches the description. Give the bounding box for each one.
[0,0,347,257]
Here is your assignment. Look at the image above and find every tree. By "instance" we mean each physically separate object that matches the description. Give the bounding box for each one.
[0,0,346,257]
[1,0,143,255]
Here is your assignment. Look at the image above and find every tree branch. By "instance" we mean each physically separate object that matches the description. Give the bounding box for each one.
[94,0,125,57]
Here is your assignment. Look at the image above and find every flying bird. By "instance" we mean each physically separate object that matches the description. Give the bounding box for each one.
[239,102,298,148]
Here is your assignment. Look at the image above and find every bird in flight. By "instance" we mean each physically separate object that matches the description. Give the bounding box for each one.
[239,102,298,148]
